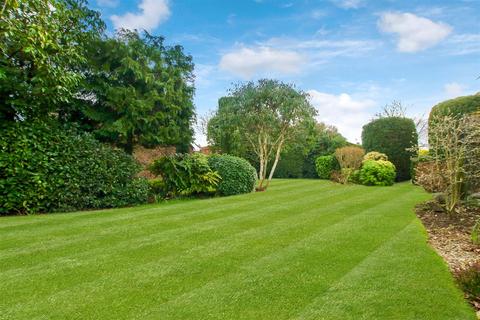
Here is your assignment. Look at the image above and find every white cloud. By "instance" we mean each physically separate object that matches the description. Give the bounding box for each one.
[308,90,376,143]
[219,46,304,79]
[444,82,464,98]
[331,0,364,9]
[378,12,452,52]
[111,0,170,31]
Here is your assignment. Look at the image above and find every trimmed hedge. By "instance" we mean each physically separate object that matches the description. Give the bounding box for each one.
[362,117,417,181]
[0,121,149,215]
[208,154,257,196]
[359,160,396,186]
[429,93,480,122]
[429,93,480,149]
[315,155,338,179]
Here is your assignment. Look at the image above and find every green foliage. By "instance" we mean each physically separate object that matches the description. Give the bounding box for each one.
[302,123,347,178]
[0,0,104,121]
[456,264,480,301]
[207,79,317,188]
[429,94,480,125]
[315,155,339,179]
[148,178,167,202]
[359,160,396,186]
[150,153,220,197]
[363,151,388,162]
[0,121,148,214]
[208,154,257,196]
[362,117,418,181]
[75,30,195,153]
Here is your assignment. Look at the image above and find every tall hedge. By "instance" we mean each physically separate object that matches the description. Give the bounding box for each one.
[429,93,480,121]
[429,93,480,147]
[361,117,417,181]
[0,121,149,215]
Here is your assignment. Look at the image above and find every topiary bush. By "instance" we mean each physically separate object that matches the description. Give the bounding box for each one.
[150,153,220,197]
[315,155,339,179]
[208,154,257,196]
[359,160,396,186]
[362,117,417,181]
[429,94,480,152]
[0,121,149,215]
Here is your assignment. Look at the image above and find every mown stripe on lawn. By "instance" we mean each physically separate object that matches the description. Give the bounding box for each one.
[2,184,408,318]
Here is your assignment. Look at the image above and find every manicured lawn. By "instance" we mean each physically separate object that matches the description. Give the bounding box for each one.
[0,180,475,319]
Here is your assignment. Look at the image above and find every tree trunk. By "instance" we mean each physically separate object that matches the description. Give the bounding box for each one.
[265,137,284,190]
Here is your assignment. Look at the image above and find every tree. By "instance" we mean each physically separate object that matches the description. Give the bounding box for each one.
[303,123,348,178]
[75,30,195,154]
[208,80,316,190]
[428,114,480,213]
[0,0,104,121]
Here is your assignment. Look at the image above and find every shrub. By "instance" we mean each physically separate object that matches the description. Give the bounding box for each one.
[363,151,388,162]
[359,160,396,186]
[362,117,417,181]
[208,154,257,196]
[273,146,304,178]
[0,121,149,215]
[148,178,167,202]
[315,155,339,179]
[456,263,480,303]
[149,153,220,197]
[429,93,480,126]
[334,146,365,184]
[414,161,447,193]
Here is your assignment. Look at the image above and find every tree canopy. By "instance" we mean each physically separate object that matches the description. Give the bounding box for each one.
[75,30,195,153]
[207,79,317,189]
[0,0,104,121]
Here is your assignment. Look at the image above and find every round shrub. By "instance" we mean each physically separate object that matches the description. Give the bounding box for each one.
[0,121,149,215]
[362,117,417,181]
[208,154,257,196]
[363,151,388,162]
[359,160,396,186]
[315,155,339,179]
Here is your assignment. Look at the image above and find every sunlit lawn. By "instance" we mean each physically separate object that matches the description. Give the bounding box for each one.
[0,180,475,319]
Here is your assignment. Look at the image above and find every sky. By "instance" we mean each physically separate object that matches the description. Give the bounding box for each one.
[93,0,480,145]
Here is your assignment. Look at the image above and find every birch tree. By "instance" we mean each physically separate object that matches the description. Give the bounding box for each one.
[217,80,316,190]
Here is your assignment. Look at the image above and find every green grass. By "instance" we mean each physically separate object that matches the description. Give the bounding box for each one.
[0,180,475,319]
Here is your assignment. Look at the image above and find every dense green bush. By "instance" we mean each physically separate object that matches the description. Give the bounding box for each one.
[429,93,480,123]
[273,145,304,178]
[150,153,220,197]
[362,117,417,181]
[0,121,149,215]
[315,155,339,179]
[363,151,388,162]
[208,154,257,196]
[359,160,396,186]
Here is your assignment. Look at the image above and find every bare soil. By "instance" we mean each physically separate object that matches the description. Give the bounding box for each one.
[416,202,480,313]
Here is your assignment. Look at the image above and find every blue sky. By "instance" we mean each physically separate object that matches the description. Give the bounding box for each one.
[93,0,480,144]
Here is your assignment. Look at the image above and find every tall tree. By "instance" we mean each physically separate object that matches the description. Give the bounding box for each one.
[208,80,316,190]
[76,30,195,154]
[0,0,104,121]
